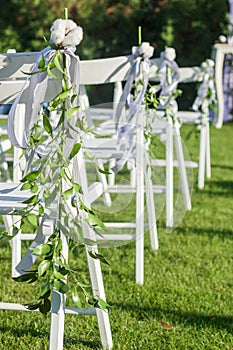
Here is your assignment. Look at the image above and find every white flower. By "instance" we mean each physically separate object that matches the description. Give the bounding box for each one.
[205,59,214,67]
[132,42,154,59]
[219,35,227,43]
[50,18,83,47]
[161,47,176,62]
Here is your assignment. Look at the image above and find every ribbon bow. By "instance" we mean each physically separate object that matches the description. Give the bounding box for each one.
[7,46,80,149]
[192,59,216,114]
[112,42,154,173]
[158,47,180,112]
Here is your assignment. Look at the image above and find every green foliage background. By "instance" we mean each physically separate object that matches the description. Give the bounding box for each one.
[0,0,229,65]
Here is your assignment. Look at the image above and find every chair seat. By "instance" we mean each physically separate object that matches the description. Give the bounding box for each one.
[177,110,202,124]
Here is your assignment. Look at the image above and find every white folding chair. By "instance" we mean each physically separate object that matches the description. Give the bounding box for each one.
[79,54,158,285]
[80,47,193,230]
[0,50,112,350]
[176,59,216,189]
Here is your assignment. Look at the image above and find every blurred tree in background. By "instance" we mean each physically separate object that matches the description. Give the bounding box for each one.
[0,0,229,65]
[0,0,229,104]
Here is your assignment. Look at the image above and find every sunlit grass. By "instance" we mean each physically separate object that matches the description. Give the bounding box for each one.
[0,122,233,349]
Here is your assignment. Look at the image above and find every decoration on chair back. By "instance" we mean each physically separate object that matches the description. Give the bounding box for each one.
[4,19,109,314]
[50,19,83,48]
[112,42,154,173]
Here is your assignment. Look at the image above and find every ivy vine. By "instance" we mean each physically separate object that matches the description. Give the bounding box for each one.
[1,46,109,314]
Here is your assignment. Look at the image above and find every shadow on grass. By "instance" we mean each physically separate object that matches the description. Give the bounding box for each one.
[211,180,233,191]
[0,319,101,349]
[176,226,233,239]
[211,164,233,171]
[113,302,233,334]
[0,324,49,339]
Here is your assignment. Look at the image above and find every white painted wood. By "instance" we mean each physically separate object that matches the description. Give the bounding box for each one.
[0,51,113,350]
[211,43,233,128]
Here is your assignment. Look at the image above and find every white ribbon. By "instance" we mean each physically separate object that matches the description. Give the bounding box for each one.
[192,60,215,116]
[7,46,80,149]
[112,57,150,173]
[158,58,180,111]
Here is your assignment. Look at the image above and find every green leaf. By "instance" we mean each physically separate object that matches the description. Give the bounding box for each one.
[54,279,69,294]
[56,88,72,101]
[71,94,77,104]
[33,243,52,256]
[39,204,44,215]
[12,225,19,237]
[88,251,110,265]
[27,213,38,227]
[31,183,39,194]
[39,281,51,298]
[60,167,68,181]
[13,271,37,283]
[46,64,59,79]
[98,167,112,175]
[94,297,111,310]
[43,114,53,136]
[0,226,19,241]
[78,199,91,212]
[63,187,73,200]
[85,212,106,229]
[44,186,59,206]
[38,54,45,69]
[66,106,80,119]
[53,52,64,73]
[39,297,51,314]
[58,266,69,276]
[0,231,13,241]
[21,170,41,182]
[25,301,41,311]
[22,194,38,204]
[38,259,52,277]
[69,142,81,160]
[21,182,31,191]
[53,270,66,280]
[83,238,97,246]
[72,288,82,308]
[73,182,81,193]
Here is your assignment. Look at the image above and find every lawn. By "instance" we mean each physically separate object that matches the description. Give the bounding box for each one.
[0,121,232,349]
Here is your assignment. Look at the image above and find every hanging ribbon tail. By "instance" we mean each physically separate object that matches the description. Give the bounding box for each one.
[113,58,150,173]
[158,59,179,109]
[114,57,141,129]
[63,47,81,152]
[7,46,81,151]
[111,123,135,173]
[7,46,53,148]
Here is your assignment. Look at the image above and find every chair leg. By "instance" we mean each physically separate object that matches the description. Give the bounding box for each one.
[166,120,174,228]
[135,111,145,285]
[145,154,158,250]
[174,123,192,210]
[3,214,22,278]
[49,232,68,350]
[205,122,211,179]
[96,159,112,207]
[108,158,116,186]
[86,242,113,349]
[198,124,206,189]
[49,289,66,350]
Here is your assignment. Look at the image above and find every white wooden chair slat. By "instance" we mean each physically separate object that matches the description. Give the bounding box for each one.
[0,51,113,350]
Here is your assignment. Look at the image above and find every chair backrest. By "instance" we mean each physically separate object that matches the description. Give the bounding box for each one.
[0,52,153,177]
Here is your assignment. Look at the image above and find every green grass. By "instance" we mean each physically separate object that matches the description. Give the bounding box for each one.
[0,122,233,349]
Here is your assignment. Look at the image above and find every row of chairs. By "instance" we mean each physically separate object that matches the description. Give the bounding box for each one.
[0,45,215,349]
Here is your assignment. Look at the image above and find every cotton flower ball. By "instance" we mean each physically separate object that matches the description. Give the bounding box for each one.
[132,42,154,59]
[219,35,227,43]
[50,18,83,47]
[205,59,214,67]
[161,47,176,62]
